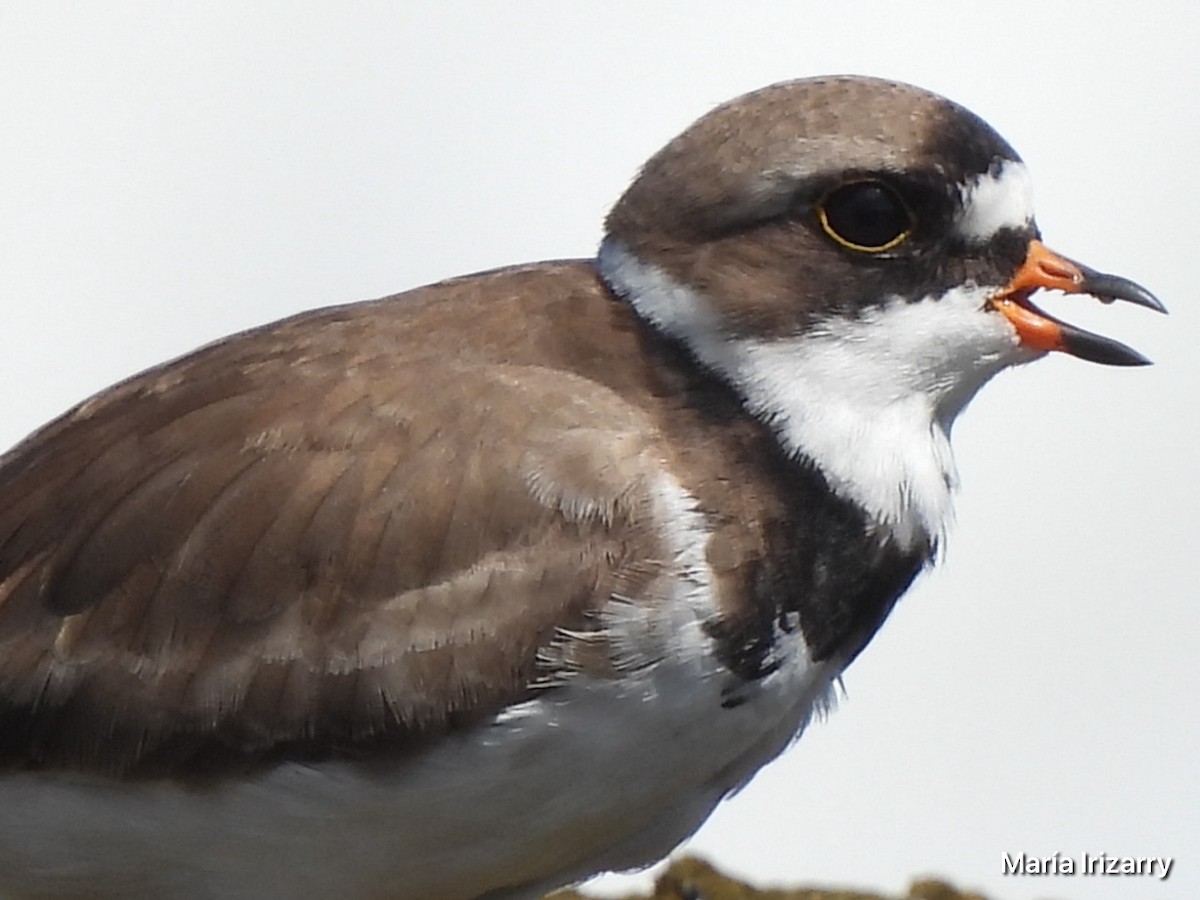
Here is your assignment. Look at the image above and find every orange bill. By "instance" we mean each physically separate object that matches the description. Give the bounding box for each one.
[990,239,1166,365]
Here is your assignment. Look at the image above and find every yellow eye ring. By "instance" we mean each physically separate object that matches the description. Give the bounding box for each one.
[817,179,915,253]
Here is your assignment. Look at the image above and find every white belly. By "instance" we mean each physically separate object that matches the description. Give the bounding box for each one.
[0,639,839,900]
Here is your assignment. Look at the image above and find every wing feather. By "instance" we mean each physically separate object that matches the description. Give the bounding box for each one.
[0,307,672,777]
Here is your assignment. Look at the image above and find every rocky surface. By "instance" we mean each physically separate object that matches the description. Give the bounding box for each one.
[549,856,993,900]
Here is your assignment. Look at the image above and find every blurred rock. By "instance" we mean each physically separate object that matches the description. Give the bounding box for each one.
[549,856,992,900]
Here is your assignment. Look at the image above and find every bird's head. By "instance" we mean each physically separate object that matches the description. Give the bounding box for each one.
[596,75,1164,545]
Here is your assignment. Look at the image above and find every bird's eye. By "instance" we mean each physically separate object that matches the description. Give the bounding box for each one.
[817,179,914,253]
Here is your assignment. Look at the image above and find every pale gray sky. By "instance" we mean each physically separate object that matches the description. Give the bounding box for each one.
[1,3,1196,899]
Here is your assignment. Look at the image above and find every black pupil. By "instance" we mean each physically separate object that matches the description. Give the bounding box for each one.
[824,182,909,249]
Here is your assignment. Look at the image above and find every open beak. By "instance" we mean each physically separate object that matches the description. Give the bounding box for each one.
[990,239,1166,366]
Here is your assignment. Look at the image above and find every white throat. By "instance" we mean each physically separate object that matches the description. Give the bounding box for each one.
[597,239,1029,550]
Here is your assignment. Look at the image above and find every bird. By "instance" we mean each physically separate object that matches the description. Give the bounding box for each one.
[0,75,1164,900]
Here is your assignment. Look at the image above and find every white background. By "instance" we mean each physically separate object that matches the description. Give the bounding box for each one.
[1,4,1196,899]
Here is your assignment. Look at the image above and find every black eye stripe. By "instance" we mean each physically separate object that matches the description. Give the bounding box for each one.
[818,180,914,253]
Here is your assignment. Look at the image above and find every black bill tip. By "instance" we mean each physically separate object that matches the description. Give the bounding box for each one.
[1079,266,1168,314]
[1060,326,1154,366]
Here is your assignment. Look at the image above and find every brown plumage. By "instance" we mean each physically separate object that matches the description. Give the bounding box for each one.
[0,262,842,778]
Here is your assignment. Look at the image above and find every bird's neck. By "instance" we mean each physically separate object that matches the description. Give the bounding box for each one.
[597,238,1020,551]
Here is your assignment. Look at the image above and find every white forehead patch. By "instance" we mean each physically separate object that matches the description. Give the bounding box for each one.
[956,160,1035,241]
